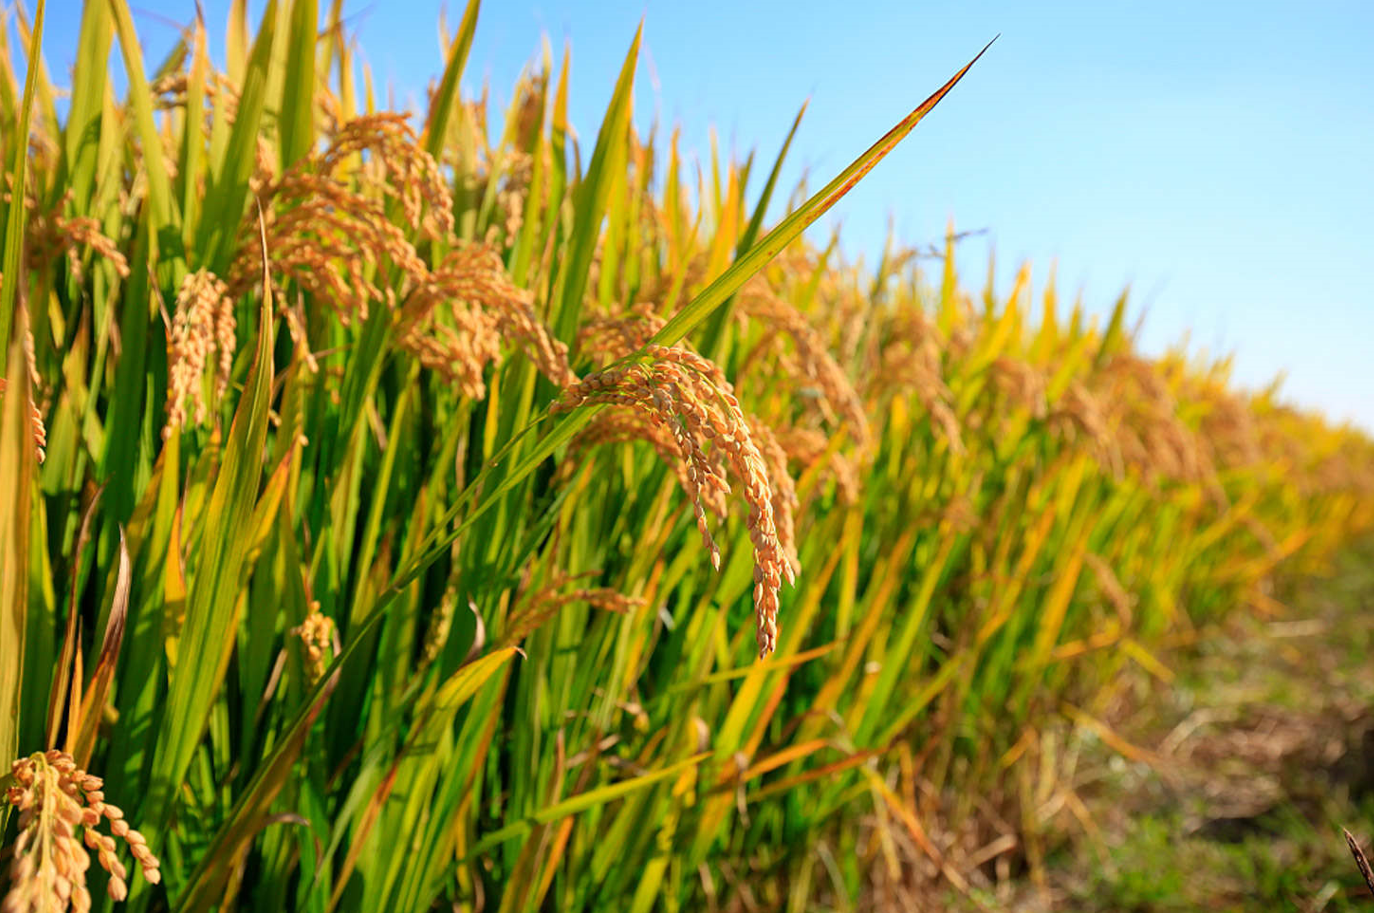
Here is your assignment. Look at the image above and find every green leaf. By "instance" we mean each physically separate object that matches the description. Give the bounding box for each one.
[423,0,480,159]
[464,752,710,858]
[699,99,809,356]
[408,647,519,756]
[1095,287,1131,367]
[174,651,341,912]
[142,256,276,854]
[278,0,318,169]
[651,37,996,350]
[109,0,182,282]
[0,326,37,824]
[180,16,209,248]
[550,21,642,352]
[738,100,808,260]
[70,529,130,768]
[0,7,43,817]
[0,0,45,363]
[199,0,280,273]
[61,0,111,214]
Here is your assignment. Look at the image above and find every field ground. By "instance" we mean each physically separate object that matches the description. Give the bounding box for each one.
[942,538,1374,912]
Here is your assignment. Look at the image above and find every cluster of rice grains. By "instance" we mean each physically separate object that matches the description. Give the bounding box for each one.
[290,606,339,687]
[554,342,798,656]
[736,279,871,452]
[163,270,236,438]
[1,752,159,913]
[225,114,574,396]
[500,571,645,649]
[226,114,452,321]
[0,376,46,465]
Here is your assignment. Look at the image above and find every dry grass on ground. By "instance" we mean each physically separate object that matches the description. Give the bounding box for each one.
[935,539,1374,913]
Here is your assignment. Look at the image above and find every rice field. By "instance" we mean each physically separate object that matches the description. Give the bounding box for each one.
[1,1,1371,910]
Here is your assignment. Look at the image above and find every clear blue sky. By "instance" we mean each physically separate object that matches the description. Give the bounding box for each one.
[38,1,1374,431]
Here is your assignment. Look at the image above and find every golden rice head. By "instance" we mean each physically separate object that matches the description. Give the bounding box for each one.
[6,189,129,290]
[1084,552,1134,627]
[502,571,643,648]
[396,243,575,396]
[577,308,667,367]
[2,750,161,913]
[229,171,425,323]
[988,356,1048,420]
[773,426,861,506]
[163,269,236,440]
[736,279,871,452]
[229,114,452,323]
[866,303,966,454]
[640,256,708,315]
[1095,353,1212,488]
[748,417,801,580]
[569,409,730,520]
[290,605,337,687]
[482,151,534,249]
[511,70,548,143]
[553,344,795,657]
[319,113,454,239]
[1049,380,1120,475]
[151,69,241,126]
[0,377,46,465]
[28,217,130,289]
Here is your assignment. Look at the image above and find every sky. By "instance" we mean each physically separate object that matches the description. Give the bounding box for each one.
[37,0,1374,431]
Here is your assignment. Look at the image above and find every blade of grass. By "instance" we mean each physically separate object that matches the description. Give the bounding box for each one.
[652,37,995,349]
[0,0,44,363]
[142,223,276,852]
[0,328,36,828]
[69,529,130,768]
[550,20,642,353]
[109,0,181,282]
[278,0,318,169]
[699,99,808,356]
[60,0,111,214]
[173,658,341,913]
[464,752,711,859]
[422,0,480,158]
[199,0,280,273]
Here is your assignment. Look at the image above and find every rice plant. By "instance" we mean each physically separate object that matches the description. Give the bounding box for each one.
[1,1,1369,910]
